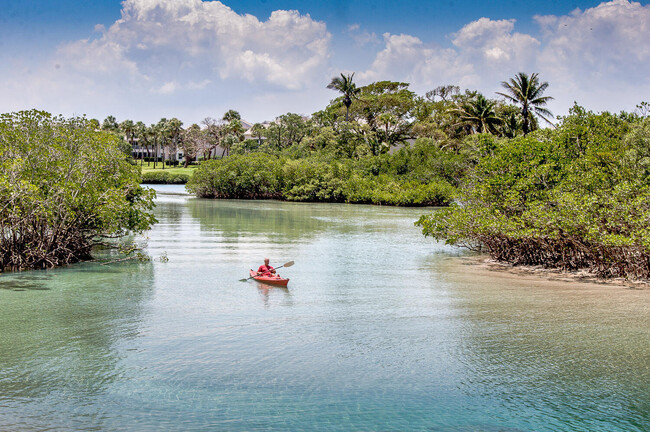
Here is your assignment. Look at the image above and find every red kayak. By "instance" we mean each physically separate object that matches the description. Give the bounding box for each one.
[249,269,289,286]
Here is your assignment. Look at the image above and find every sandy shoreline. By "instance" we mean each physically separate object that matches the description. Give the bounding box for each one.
[456,255,649,290]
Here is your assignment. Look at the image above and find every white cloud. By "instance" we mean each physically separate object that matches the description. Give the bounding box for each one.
[65,0,331,90]
[535,0,650,107]
[1,0,649,124]
[360,18,538,91]
[0,0,332,123]
[359,0,650,115]
[347,23,380,47]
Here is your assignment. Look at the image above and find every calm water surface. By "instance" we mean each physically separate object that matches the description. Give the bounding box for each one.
[1,184,648,431]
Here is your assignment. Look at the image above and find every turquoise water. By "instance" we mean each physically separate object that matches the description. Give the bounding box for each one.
[0,185,648,431]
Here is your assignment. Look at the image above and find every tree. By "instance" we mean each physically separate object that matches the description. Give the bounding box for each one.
[266,114,309,149]
[354,81,417,154]
[327,73,360,122]
[119,120,136,160]
[0,110,156,271]
[101,115,119,132]
[133,121,149,166]
[451,94,502,134]
[202,117,224,160]
[181,124,203,167]
[222,118,244,157]
[426,85,460,102]
[250,123,266,146]
[497,72,554,135]
[222,109,241,122]
[155,118,168,169]
[165,118,184,164]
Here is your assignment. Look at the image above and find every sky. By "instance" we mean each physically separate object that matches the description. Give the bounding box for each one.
[1,0,649,124]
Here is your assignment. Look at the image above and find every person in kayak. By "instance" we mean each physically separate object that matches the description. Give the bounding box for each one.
[257,258,276,275]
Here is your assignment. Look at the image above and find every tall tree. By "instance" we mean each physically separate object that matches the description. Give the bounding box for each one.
[133,121,148,166]
[222,109,241,122]
[250,123,266,146]
[181,124,203,168]
[221,119,244,156]
[451,94,502,135]
[164,118,184,165]
[155,118,168,169]
[119,120,136,160]
[202,117,224,160]
[497,72,554,136]
[327,73,360,122]
[101,115,119,132]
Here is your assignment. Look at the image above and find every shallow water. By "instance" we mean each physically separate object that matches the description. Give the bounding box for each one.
[0,185,648,431]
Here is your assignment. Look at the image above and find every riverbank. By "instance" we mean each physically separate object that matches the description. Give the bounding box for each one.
[459,255,649,289]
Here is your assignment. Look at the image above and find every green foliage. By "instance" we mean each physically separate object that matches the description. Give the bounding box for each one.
[141,171,190,184]
[188,150,458,206]
[417,106,650,279]
[0,110,156,271]
[186,153,283,199]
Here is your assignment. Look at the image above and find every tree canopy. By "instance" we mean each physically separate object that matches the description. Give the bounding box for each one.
[0,110,156,271]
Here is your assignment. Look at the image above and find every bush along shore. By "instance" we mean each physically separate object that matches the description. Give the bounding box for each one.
[417,105,650,280]
[186,145,463,206]
[142,171,190,184]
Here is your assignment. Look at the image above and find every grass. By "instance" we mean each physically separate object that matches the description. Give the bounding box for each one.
[138,161,197,176]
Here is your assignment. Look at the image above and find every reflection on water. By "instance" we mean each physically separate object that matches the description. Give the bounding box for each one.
[0,184,648,432]
[0,261,155,431]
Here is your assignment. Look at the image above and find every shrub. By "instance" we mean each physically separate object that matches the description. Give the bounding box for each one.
[186,153,283,199]
[141,171,190,184]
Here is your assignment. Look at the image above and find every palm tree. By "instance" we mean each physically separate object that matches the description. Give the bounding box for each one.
[496,72,554,136]
[119,120,136,158]
[250,123,266,146]
[101,115,119,132]
[222,109,241,122]
[222,119,244,157]
[164,118,184,165]
[327,73,360,122]
[155,118,168,169]
[133,121,148,166]
[451,94,502,134]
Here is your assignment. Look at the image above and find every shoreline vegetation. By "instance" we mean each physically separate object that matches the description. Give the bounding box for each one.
[0,111,156,272]
[2,72,649,279]
[416,106,650,281]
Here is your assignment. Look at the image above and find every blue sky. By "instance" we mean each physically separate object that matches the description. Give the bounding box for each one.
[1,0,649,124]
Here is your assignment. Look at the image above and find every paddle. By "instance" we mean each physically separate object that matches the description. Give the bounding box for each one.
[239,260,294,282]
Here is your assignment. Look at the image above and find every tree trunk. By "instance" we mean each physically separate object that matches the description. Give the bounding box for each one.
[522,104,530,136]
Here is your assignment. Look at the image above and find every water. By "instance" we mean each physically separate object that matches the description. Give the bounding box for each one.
[1,185,648,431]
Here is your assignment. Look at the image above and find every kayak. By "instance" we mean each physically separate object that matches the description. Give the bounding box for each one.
[249,269,289,286]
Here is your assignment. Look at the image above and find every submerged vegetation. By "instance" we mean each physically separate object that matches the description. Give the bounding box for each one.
[0,110,156,271]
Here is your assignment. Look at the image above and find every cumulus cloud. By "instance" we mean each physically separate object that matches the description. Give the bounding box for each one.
[359,33,475,87]
[359,0,650,114]
[1,0,649,123]
[535,0,650,100]
[61,0,331,90]
[360,18,538,92]
[0,0,333,122]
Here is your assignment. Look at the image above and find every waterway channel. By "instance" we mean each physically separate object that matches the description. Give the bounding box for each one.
[0,184,648,431]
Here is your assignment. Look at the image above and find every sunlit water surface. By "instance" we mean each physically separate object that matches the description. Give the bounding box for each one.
[1,184,648,431]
